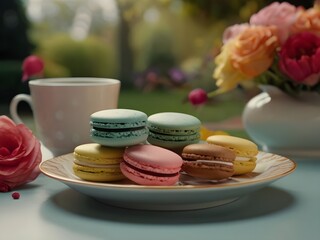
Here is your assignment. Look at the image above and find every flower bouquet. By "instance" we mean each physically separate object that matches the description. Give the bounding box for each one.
[189,1,320,105]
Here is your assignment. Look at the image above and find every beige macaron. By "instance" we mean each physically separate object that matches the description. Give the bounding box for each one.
[181,143,235,180]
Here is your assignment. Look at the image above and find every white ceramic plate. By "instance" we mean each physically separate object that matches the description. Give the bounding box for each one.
[40,152,296,211]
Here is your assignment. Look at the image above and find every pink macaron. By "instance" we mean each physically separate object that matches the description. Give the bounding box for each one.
[120,145,183,186]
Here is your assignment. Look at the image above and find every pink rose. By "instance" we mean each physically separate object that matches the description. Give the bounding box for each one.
[222,23,249,44]
[250,2,300,43]
[0,116,42,192]
[22,55,44,82]
[279,32,320,86]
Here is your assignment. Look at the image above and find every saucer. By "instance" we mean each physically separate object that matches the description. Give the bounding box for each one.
[40,151,296,211]
[262,146,320,160]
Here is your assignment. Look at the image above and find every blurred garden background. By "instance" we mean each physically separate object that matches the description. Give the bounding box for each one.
[0,0,314,135]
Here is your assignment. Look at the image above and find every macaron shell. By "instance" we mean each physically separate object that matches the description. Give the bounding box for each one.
[74,143,124,165]
[182,143,236,162]
[182,163,234,180]
[147,112,201,134]
[207,135,258,157]
[120,162,179,186]
[91,109,147,126]
[233,160,256,175]
[124,145,183,171]
[73,164,124,182]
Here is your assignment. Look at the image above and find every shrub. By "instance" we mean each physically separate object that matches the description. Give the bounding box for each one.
[37,34,118,78]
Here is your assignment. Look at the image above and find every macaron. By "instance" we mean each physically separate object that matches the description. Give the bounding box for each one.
[120,145,183,186]
[181,143,235,180]
[207,135,258,175]
[147,112,201,150]
[90,109,148,147]
[73,143,125,182]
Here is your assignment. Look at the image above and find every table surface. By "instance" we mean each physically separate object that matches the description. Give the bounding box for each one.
[1,145,320,240]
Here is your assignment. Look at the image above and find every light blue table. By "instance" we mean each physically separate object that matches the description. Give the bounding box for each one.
[1,147,319,240]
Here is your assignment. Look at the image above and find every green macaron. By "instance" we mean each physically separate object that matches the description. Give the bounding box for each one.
[147,112,201,149]
[90,109,148,147]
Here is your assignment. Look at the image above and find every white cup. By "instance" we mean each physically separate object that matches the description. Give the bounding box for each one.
[10,78,120,157]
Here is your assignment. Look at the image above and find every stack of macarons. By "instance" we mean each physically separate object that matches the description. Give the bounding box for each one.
[118,111,201,185]
[72,107,259,185]
[73,109,195,186]
[73,109,150,182]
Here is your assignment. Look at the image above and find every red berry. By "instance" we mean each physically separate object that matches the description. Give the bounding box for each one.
[11,192,20,200]
[22,55,44,82]
[188,88,208,105]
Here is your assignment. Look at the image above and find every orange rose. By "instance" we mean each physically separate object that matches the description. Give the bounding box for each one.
[214,26,279,92]
[291,8,320,35]
[231,26,279,77]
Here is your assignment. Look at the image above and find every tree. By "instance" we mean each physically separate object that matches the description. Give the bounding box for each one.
[0,0,33,60]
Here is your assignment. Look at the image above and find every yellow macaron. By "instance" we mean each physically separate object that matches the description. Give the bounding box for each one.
[206,135,258,175]
[73,143,125,182]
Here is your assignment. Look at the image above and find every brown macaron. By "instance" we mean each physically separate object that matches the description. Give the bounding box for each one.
[181,143,235,180]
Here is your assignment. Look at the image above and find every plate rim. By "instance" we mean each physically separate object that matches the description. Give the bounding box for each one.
[39,151,296,190]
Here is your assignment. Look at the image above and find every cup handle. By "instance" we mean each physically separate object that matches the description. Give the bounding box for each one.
[9,94,33,124]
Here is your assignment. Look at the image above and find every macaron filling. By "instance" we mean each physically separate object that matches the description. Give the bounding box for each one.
[148,126,200,136]
[92,126,146,132]
[91,128,148,138]
[91,120,146,129]
[195,160,233,166]
[74,159,121,169]
[235,156,253,161]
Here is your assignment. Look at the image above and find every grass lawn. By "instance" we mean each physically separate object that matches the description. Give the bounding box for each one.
[118,89,246,123]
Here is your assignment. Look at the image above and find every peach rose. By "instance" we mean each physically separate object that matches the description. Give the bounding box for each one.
[214,26,279,92]
[250,2,300,43]
[291,8,320,36]
[0,116,42,192]
[231,26,279,77]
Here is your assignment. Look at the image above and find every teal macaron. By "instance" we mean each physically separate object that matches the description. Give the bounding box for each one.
[147,112,201,149]
[90,109,148,147]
